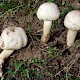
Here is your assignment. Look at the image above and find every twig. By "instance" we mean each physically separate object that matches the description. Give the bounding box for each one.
[36,29,43,33]
[67,53,80,70]
[54,68,65,77]
[54,52,80,78]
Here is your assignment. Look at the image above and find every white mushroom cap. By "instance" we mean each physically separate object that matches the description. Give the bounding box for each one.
[37,2,60,21]
[0,27,28,50]
[64,10,80,30]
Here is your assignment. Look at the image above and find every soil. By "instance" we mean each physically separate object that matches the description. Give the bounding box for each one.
[0,0,80,80]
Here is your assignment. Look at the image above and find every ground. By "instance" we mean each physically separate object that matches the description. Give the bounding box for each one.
[0,0,80,80]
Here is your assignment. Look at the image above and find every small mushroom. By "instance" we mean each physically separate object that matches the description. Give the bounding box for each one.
[64,10,80,47]
[37,2,60,43]
[0,27,28,77]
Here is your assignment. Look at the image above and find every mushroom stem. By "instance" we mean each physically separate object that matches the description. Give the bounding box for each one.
[0,50,14,77]
[41,21,52,43]
[67,29,78,47]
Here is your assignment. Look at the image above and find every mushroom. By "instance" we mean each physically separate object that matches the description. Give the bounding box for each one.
[0,27,28,77]
[64,10,80,47]
[37,2,60,43]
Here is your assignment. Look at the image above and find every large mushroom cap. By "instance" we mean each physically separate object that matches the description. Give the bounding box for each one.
[37,2,60,21]
[64,10,80,30]
[0,27,28,50]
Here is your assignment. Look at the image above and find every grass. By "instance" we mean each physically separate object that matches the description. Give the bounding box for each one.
[25,0,39,16]
[64,74,80,80]
[0,1,23,19]
[0,0,73,19]
[27,27,41,42]
[60,3,73,17]
[4,58,53,80]
[51,0,73,29]
[47,47,59,59]
[0,0,80,80]
[0,0,39,18]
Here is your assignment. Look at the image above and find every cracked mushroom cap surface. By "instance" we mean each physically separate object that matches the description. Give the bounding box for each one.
[0,27,28,50]
[64,10,80,30]
[37,2,60,21]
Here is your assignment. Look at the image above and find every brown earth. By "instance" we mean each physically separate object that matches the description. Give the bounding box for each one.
[0,0,80,80]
